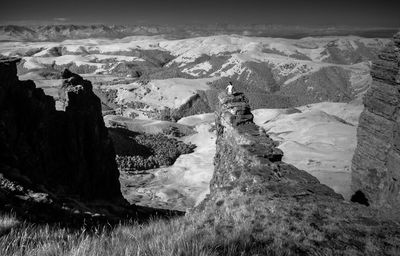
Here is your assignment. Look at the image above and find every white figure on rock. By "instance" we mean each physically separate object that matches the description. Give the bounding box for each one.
[226,81,234,95]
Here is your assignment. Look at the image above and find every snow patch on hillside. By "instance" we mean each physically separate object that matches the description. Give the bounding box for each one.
[22,55,103,70]
[91,54,144,62]
[182,61,212,76]
[178,113,215,126]
[115,77,216,110]
[0,35,388,88]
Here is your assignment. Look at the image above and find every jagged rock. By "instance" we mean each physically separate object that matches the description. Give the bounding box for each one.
[0,62,121,201]
[192,91,400,254]
[351,32,400,209]
[206,91,342,199]
[218,92,254,126]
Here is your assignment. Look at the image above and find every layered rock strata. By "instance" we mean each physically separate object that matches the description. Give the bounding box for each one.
[351,32,400,208]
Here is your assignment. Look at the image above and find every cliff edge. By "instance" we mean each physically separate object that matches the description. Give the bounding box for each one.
[192,91,400,255]
[351,32,400,209]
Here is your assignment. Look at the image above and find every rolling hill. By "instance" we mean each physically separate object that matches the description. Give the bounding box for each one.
[0,34,390,119]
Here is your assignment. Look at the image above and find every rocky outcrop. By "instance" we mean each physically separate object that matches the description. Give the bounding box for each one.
[0,58,121,201]
[351,33,400,209]
[201,92,343,204]
[193,91,400,254]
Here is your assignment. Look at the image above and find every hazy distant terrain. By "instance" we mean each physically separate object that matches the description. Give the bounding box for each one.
[0,24,398,41]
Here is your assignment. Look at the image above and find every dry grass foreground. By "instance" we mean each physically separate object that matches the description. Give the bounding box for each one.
[2,201,399,256]
[1,213,236,256]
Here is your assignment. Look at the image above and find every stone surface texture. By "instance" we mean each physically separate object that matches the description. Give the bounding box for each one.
[203,91,344,203]
[351,32,400,209]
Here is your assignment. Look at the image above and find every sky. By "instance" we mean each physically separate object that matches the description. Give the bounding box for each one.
[1,0,399,27]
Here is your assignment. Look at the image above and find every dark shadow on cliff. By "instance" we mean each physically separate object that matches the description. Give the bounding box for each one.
[108,128,154,157]
[0,192,184,234]
[350,190,370,206]
[0,169,184,232]
[0,59,184,233]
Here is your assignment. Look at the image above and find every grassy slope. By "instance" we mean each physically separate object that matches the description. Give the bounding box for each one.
[1,199,399,256]
[0,213,244,256]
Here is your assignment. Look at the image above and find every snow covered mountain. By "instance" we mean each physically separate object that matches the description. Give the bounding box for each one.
[0,34,389,118]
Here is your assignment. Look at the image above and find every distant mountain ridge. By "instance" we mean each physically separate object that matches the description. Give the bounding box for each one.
[1,34,389,115]
[0,24,398,42]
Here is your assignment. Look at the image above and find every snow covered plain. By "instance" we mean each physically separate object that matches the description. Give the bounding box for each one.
[112,78,214,109]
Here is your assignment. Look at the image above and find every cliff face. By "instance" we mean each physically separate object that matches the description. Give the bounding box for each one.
[351,33,400,208]
[193,91,400,254]
[0,58,121,200]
